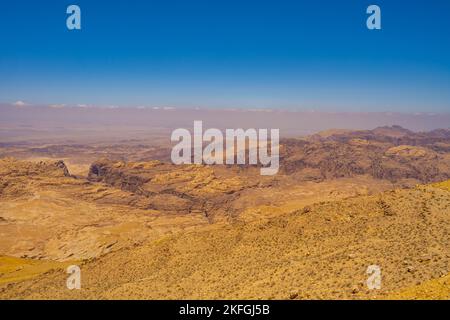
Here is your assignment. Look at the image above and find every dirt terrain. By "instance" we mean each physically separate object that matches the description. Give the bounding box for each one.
[0,126,449,299]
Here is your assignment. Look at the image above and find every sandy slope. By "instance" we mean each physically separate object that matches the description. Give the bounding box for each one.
[1,182,448,299]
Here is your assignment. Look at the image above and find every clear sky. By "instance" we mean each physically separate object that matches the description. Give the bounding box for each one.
[1,0,450,112]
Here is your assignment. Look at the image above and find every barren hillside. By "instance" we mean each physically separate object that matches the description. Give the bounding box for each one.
[0,126,449,299]
[1,180,449,299]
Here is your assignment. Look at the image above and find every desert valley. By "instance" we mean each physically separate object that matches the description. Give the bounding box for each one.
[0,111,449,299]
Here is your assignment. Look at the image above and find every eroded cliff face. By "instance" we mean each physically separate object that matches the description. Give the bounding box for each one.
[0,158,211,261]
[0,158,72,198]
[281,127,450,183]
[0,155,396,262]
[87,159,264,219]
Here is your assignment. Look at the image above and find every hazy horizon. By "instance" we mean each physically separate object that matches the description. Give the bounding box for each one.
[1,103,449,144]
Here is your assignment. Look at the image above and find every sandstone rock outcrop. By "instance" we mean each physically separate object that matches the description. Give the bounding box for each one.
[281,126,450,183]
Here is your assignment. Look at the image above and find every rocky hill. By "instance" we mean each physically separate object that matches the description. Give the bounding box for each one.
[281,126,450,183]
[87,159,272,220]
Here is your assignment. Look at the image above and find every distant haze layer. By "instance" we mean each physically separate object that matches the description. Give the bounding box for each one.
[0,104,449,143]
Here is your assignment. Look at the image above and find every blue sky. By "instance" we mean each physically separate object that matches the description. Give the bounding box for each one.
[1,0,450,111]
